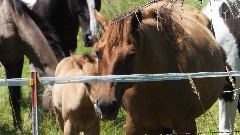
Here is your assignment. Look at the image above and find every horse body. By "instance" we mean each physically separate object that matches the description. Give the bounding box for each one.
[93,1,226,134]
[0,0,64,130]
[203,0,240,134]
[52,55,99,135]
[32,0,101,56]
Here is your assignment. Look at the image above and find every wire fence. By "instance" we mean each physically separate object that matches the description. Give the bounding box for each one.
[1,71,240,86]
[1,71,240,135]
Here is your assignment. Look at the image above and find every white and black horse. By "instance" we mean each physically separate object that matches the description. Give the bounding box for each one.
[203,0,240,134]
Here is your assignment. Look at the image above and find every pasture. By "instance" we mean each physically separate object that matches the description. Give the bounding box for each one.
[0,0,240,134]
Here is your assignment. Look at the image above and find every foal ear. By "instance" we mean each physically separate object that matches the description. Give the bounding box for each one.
[94,9,110,31]
[131,10,142,34]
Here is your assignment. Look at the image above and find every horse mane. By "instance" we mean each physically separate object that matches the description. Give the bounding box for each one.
[8,0,24,15]
[105,12,133,49]
[106,7,191,50]
[15,1,65,61]
[153,8,189,44]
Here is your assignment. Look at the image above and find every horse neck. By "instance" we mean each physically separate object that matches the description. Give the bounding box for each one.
[33,0,78,55]
[12,2,59,76]
[133,21,177,74]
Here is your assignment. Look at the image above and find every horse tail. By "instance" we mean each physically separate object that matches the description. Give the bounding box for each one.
[219,46,235,102]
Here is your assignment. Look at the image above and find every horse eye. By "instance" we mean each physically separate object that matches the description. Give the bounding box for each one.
[95,50,102,59]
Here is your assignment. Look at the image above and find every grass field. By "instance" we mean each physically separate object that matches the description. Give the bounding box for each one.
[0,0,240,134]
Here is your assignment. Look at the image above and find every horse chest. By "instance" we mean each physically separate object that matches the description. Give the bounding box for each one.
[123,83,196,118]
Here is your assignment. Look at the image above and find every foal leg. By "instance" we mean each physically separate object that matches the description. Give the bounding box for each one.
[64,119,78,135]
[85,120,100,135]
[5,58,24,131]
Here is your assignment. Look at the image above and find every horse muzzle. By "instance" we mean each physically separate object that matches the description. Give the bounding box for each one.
[95,99,119,120]
[83,33,99,47]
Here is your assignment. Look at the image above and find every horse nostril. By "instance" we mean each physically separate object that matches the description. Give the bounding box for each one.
[96,99,118,119]
[85,33,91,40]
[84,33,92,47]
[111,100,117,111]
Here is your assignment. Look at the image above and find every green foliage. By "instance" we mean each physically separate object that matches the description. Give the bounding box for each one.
[1,0,240,134]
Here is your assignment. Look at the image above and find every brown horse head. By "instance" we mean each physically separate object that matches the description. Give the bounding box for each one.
[93,10,143,120]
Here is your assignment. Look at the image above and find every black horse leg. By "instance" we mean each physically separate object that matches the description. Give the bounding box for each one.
[5,58,24,131]
[238,94,240,113]
[163,128,173,134]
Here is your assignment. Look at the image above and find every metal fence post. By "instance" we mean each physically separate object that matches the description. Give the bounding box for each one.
[30,72,40,135]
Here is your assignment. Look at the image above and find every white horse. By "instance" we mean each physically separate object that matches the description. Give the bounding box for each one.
[203,0,240,134]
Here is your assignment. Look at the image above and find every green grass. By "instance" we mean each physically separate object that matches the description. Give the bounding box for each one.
[1,0,240,134]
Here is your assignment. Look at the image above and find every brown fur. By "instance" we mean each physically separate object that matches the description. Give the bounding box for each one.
[93,1,226,134]
[52,55,99,135]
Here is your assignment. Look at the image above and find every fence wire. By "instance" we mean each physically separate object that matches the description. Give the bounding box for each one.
[1,71,240,86]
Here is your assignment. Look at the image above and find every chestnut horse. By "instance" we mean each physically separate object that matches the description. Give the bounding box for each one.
[0,0,64,130]
[52,55,99,135]
[93,1,227,134]
[203,0,240,134]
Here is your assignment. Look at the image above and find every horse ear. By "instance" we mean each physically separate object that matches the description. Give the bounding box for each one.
[71,54,84,69]
[94,9,110,31]
[131,10,142,34]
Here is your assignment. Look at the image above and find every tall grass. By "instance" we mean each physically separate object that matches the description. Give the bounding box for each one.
[0,0,240,134]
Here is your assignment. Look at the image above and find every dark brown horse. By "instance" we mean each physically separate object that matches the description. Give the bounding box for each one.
[32,0,101,56]
[0,0,64,130]
[93,1,227,134]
